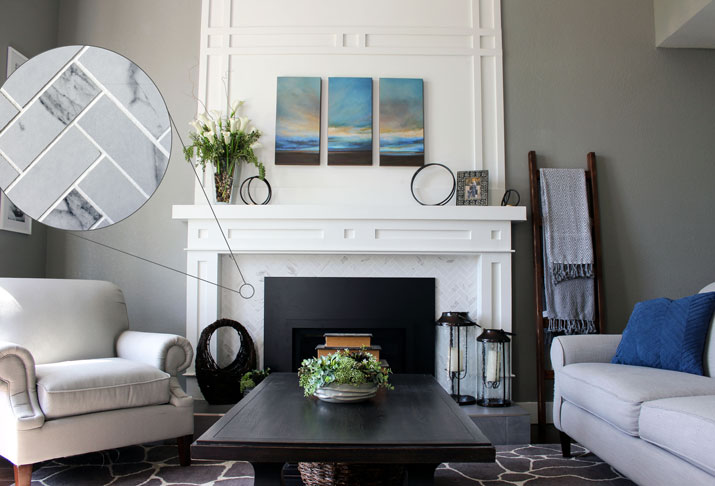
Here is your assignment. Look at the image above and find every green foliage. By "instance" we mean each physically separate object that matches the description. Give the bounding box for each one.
[240,368,271,394]
[183,103,265,180]
[297,350,393,398]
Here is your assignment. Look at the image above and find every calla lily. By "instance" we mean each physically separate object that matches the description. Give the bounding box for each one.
[231,99,244,114]
[197,113,211,126]
[250,126,258,134]
[189,120,202,132]
[222,131,231,144]
[203,130,215,142]
[239,117,249,132]
[208,120,217,133]
[210,109,222,119]
[230,118,239,132]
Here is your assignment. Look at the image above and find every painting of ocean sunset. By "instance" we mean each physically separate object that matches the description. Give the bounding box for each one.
[328,77,373,165]
[379,78,424,167]
[275,77,321,165]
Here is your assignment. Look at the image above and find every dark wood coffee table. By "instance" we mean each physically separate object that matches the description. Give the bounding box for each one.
[192,373,494,485]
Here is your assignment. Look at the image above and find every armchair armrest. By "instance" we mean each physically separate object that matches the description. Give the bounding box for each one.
[116,331,194,407]
[116,331,193,375]
[551,334,622,370]
[0,341,44,430]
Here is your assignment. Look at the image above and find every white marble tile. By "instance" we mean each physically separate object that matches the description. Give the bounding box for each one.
[0,63,99,172]
[0,99,66,171]
[0,93,19,129]
[78,96,168,195]
[7,127,99,219]
[79,157,146,223]
[0,153,19,188]
[2,46,82,107]
[38,64,99,125]
[43,189,102,230]
[79,47,170,138]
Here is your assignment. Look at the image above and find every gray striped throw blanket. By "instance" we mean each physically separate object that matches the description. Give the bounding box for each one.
[540,168,595,334]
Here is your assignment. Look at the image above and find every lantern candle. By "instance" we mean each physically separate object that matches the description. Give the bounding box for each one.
[485,347,501,383]
[449,346,464,373]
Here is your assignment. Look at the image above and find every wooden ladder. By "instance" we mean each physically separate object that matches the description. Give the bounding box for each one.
[528,151,605,428]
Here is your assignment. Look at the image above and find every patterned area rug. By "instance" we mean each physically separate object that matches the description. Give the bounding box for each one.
[11,443,635,486]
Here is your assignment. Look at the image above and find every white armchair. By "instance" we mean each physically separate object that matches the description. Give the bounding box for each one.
[0,278,194,486]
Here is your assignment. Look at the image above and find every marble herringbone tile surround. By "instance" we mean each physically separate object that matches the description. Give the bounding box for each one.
[0,46,170,230]
[220,253,481,397]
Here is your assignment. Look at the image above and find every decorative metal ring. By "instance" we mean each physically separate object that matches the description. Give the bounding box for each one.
[501,189,520,206]
[410,163,456,206]
[239,176,272,205]
[239,283,255,299]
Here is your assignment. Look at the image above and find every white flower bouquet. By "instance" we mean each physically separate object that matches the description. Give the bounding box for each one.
[184,100,264,203]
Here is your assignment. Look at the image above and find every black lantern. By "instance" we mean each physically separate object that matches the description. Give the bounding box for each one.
[476,328,513,407]
[436,311,478,406]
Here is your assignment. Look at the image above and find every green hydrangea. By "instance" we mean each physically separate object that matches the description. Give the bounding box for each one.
[298,349,393,397]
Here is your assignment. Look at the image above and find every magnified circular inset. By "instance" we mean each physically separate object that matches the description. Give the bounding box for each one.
[0,45,171,230]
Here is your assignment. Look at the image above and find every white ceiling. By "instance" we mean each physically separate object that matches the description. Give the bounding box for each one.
[654,0,715,48]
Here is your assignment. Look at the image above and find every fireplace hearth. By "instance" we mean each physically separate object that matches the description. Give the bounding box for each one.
[264,277,435,374]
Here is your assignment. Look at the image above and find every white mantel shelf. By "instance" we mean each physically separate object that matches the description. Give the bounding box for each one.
[172,204,526,255]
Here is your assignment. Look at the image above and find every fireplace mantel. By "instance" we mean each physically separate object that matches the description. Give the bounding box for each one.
[172,204,526,255]
[172,204,526,378]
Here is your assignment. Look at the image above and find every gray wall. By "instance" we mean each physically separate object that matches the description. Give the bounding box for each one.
[0,0,58,277]
[45,0,200,335]
[503,0,715,401]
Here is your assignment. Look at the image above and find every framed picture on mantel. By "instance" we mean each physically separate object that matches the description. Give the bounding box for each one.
[457,170,488,206]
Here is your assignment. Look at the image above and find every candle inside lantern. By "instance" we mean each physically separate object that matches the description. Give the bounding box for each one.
[485,347,501,383]
[448,346,464,372]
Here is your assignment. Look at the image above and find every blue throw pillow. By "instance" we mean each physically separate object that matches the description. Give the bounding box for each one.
[612,292,715,375]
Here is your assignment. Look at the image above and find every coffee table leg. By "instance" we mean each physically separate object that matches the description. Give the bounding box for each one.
[252,462,284,486]
[406,463,439,486]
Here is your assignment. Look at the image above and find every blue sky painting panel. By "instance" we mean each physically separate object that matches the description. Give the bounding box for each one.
[379,78,424,167]
[328,77,373,165]
[275,76,321,165]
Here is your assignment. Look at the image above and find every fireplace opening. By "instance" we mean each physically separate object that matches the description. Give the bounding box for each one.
[264,277,435,374]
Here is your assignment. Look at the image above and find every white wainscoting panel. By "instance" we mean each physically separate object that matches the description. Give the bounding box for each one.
[195,0,504,206]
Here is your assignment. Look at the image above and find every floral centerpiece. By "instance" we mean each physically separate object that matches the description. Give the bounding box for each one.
[298,350,393,403]
[184,100,265,203]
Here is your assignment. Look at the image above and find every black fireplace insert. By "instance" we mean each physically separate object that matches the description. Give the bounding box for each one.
[264,277,435,374]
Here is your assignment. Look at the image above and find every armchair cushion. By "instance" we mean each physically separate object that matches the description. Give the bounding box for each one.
[36,358,170,420]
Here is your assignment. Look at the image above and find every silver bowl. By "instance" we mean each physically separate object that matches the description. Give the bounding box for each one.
[314,383,378,403]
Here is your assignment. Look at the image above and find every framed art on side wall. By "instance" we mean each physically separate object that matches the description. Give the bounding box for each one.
[457,170,488,206]
[0,194,32,234]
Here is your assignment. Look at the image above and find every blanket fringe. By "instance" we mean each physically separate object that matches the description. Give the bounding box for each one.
[552,263,594,283]
[547,318,596,335]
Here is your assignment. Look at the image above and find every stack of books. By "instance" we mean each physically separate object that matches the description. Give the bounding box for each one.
[316,333,381,361]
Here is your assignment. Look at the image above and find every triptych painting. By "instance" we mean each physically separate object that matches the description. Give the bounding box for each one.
[275,76,424,167]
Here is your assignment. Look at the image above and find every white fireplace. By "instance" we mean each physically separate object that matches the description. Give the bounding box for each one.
[172,204,525,396]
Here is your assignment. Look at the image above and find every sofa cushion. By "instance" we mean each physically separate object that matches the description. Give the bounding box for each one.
[36,358,170,419]
[558,362,715,436]
[612,292,715,375]
[640,395,715,476]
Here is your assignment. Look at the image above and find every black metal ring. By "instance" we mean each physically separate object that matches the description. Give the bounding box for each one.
[410,163,456,206]
[240,176,272,205]
[500,189,520,206]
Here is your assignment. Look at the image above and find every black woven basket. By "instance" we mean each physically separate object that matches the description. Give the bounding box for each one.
[298,463,405,486]
[195,318,256,404]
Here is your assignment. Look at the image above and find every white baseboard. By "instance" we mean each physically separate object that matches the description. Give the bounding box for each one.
[516,401,554,424]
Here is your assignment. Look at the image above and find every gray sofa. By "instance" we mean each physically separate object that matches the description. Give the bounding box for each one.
[0,278,194,486]
[552,282,715,486]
